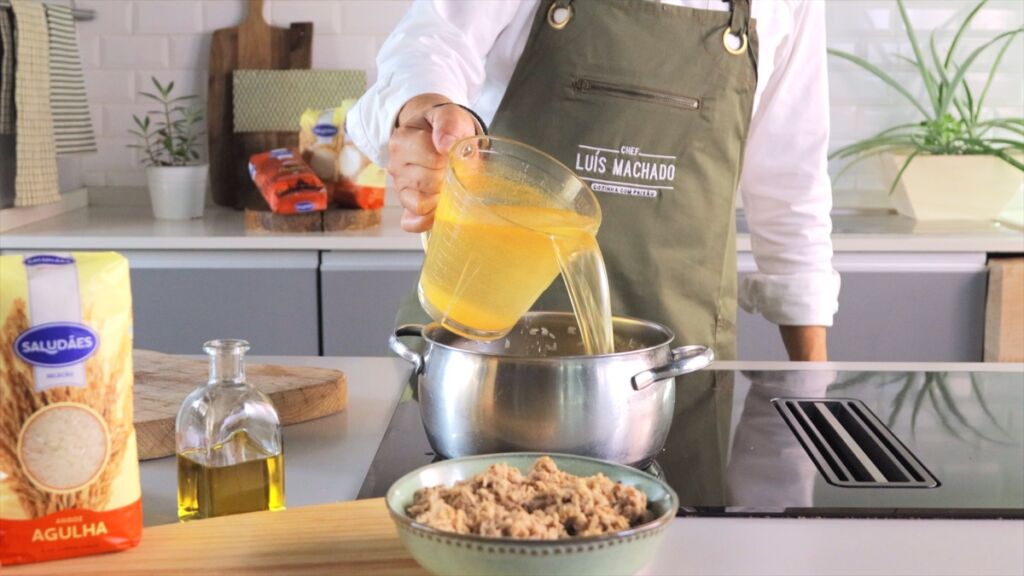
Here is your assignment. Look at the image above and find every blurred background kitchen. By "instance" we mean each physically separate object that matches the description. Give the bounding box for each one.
[1,0,1022,363]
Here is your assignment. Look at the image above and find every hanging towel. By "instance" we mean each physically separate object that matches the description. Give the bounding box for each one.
[0,9,14,135]
[11,0,59,206]
[44,3,96,154]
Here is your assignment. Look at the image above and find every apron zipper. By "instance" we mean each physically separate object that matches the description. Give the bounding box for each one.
[571,78,701,111]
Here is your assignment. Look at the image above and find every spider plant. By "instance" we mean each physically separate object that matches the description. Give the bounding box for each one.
[829,0,1024,194]
[831,371,1017,446]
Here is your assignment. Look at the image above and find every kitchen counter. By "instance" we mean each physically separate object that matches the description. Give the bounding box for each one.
[2,205,1023,252]
[127,357,1023,576]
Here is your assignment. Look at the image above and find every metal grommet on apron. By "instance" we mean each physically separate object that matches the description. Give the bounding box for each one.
[547,0,573,30]
[722,28,748,55]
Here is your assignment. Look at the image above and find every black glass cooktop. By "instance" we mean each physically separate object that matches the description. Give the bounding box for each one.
[358,369,1024,519]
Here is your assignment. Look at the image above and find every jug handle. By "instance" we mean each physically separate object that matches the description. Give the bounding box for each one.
[389,325,426,375]
[632,345,714,391]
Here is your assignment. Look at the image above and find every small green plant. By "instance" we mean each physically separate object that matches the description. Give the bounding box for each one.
[127,77,204,167]
[829,0,1024,194]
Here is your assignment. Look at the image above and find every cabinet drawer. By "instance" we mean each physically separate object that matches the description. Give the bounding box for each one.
[126,251,320,355]
[320,251,423,356]
[737,253,987,361]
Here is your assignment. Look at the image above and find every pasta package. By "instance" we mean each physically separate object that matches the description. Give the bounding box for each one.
[299,101,386,210]
[0,252,142,566]
[248,148,328,214]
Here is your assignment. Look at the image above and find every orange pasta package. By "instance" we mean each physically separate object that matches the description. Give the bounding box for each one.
[0,252,142,566]
[248,148,328,214]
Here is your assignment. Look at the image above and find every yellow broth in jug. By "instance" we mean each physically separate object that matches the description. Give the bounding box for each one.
[419,173,614,355]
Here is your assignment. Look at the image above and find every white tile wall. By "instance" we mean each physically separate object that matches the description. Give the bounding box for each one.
[825,0,1023,209]
[74,0,1022,211]
[76,0,403,192]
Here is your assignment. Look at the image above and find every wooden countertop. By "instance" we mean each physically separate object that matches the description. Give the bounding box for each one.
[6,499,427,576]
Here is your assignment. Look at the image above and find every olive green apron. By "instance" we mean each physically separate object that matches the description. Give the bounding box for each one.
[398,0,758,362]
[395,0,759,500]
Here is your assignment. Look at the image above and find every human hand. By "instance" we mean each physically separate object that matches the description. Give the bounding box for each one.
[389,94,479,232]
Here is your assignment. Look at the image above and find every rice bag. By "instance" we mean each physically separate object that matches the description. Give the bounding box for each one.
[0,252,142,566]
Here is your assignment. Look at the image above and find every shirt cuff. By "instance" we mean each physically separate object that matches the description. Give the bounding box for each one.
[738,271,840,326]
[346,73,470,167]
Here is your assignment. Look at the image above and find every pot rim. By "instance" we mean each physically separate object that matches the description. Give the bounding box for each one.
[419,311,677,361]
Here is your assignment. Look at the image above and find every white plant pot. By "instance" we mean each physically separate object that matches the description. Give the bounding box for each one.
[146,165,208,220]
[881,153,1023,221]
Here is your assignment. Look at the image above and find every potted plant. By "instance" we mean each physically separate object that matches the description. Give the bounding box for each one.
[128,78,207,220]
[829,0,1023,221]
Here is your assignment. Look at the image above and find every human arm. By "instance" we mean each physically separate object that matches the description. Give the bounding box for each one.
[780,325,828,362]
[738,1,840,361]
[345,1,522,231]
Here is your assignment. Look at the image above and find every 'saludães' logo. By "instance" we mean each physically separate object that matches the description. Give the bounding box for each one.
[14,323,99,367]
[24,255,75,266]
[312,124,338,138]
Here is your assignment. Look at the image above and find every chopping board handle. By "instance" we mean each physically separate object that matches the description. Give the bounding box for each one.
[244,0,267,28]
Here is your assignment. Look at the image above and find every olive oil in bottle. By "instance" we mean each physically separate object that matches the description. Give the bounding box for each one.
[176,340,285,521]
[177,430,285,520]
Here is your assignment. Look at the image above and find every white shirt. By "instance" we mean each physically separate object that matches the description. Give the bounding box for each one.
[348,0,840,327]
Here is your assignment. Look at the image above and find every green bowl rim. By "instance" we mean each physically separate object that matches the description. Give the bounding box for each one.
[385,452,680,546]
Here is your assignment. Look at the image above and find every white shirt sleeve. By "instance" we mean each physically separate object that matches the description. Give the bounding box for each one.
[345,0,521,166]
[738,0,841,327]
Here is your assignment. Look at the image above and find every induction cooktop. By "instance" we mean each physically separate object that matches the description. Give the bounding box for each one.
[357,368,1024,519]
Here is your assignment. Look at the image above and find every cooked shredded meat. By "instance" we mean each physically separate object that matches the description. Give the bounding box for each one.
[406,456,652,539]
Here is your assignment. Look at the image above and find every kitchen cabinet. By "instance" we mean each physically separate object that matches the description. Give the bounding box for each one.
[320,251,423,356]
[125,250,320,355]
[737,253,988,361]
[1,239,997,361]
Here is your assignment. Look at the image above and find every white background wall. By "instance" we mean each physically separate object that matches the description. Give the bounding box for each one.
[70,0,1023,210]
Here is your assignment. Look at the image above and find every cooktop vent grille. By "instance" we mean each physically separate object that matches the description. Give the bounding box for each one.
[773,398,939,488]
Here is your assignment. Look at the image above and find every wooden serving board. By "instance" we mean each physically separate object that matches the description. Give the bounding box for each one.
[985,257,1024,362]
[6,499,425,576]
[133,350,347,460]
[244,208,323,233]
[208,0,312,209]
[243,208,383,233]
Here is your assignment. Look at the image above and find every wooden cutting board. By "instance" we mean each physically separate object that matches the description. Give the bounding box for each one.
[6,499,426,576]
[133,350,347,460]
[208,0,312,209]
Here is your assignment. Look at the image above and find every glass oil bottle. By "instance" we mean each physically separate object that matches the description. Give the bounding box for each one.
[176,339,285,521]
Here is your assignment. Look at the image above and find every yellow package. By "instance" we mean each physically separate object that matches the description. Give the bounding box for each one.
[0,252,141,566]
[300,100,386,210]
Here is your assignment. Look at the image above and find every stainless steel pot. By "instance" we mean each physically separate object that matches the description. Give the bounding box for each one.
[388,312,714,466]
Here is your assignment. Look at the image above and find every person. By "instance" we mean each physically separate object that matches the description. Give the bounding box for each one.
[347,0,840,361]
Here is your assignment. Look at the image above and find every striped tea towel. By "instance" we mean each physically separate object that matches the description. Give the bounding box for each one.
[44,3,95,154]
[11,0,60,206]
[0,9,14,134]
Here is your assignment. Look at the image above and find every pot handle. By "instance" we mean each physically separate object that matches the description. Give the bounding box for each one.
[388,324,426,375]
[632,345,715,391]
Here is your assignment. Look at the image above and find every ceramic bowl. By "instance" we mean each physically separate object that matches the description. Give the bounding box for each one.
[385,453,679,576]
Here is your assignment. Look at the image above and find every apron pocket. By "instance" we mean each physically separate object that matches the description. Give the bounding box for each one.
[570,77,701,111]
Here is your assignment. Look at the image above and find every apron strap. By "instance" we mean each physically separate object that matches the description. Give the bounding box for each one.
[728,0,751,36]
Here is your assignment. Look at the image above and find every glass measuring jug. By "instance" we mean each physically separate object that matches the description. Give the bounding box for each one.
[418,135,612,353]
